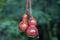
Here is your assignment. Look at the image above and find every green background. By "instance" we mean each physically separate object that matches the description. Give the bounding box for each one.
[0,0,60,40]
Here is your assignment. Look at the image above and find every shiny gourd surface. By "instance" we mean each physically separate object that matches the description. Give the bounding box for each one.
[26,25,38,38]
[19,13,28,32]
[28,16,37,26]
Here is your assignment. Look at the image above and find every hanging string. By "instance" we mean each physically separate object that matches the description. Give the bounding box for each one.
[29,0,32,17]
[26,0,29,13]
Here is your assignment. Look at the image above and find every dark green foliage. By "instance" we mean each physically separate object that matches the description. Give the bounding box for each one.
[0,0,60,40]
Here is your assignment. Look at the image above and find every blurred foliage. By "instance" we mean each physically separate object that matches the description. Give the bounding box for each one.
[0,0,60,40]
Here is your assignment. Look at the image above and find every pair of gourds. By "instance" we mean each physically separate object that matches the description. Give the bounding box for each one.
[19,0,39,38]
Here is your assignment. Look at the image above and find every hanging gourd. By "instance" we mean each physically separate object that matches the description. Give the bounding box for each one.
[19,0,29,32]
[26,0,39,38]
[18,0,39,38]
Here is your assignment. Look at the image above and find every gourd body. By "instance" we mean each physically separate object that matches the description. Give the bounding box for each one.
[26,25,38,38]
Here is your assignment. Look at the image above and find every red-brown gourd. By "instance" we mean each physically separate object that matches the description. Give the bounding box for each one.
[19,21,28,32]
[19,13,28,32]
[28,16,37,26]
[26,25,38,38]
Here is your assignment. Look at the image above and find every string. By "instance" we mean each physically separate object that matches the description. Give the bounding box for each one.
[29,0,32,17]
[26,0,29,13]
